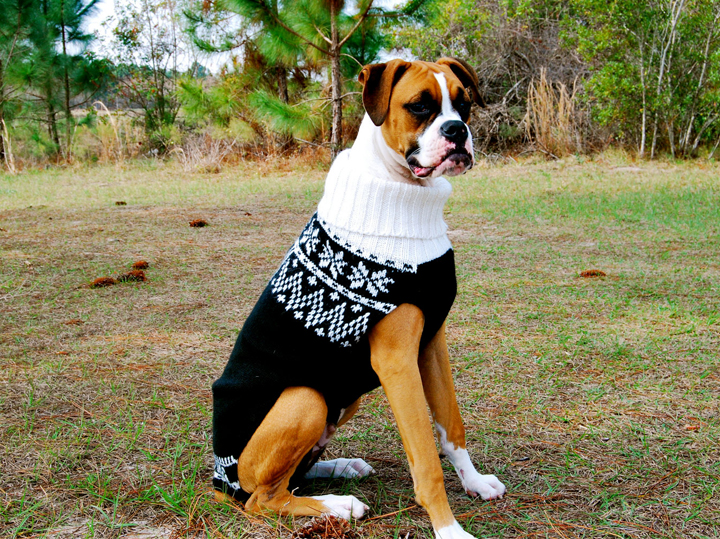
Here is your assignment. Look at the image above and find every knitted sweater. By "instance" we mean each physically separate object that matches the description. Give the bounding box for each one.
[212,150,457,500]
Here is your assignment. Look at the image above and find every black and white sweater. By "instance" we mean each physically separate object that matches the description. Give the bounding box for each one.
[212,150,457,500]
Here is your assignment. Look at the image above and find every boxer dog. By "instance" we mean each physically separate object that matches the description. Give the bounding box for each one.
[212,58,506,539]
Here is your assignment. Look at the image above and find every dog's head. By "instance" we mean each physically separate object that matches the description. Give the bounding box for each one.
[358,58,483,180]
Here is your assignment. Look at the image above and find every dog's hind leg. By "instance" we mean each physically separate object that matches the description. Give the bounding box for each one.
[304,398,375,480]
[236,386,369,519]
[419,323,505,502]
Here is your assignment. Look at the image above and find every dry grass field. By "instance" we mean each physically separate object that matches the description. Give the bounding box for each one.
[1,154,719,538]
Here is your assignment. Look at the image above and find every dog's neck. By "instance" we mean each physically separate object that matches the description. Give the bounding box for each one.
[316,114,452,270]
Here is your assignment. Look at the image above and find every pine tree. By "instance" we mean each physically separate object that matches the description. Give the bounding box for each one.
[191,0,386,158]
[24,0,109,158]
[0,0,36,164]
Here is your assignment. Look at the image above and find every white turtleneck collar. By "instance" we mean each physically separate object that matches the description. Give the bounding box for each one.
[316,115,453,271]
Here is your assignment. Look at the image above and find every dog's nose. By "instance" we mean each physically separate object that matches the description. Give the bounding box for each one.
[439,120,468,143]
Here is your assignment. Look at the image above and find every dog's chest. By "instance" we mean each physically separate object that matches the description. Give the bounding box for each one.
[267,214,456,352]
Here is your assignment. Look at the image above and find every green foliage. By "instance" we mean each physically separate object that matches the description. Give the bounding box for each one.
[391,0,490,60]
[2,0,109,160]
[5,0,720,163]
[342,8,389,69]
[183,0,390,150]
[0,0,36,121]
[106,0,197,145]
[567,0,720,156]
[249,89,320,139]
[177,77,242,128]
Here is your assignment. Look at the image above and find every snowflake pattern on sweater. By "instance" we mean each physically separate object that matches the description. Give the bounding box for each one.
[270,214,401,348]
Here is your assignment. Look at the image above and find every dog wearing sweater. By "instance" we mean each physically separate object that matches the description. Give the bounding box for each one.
[212,58,506,539]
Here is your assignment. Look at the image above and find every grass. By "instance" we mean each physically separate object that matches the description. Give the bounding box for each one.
[1,154,718,538]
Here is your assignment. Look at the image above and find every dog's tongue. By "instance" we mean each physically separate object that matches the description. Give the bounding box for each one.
[412,166,434,177]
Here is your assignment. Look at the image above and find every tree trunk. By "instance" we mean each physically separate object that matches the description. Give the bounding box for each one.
[650,116,658,159]
[0,72,5,163]
[0,108,5,164]
[144,0,163,136]
[277,65,293,152]
[271,0,286,105]
[650,0,684,159]
[61,0,72,158]
[638,42,647,158]
[330,0,342,160]
[277,66,289,104]
[48,105,60,154]
[709,133,720,160]
[271,0,288,106]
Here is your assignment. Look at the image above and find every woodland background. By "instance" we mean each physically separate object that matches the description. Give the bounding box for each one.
[1,0,720,172]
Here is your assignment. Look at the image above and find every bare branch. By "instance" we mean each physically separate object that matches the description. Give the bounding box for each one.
[339,0,375,48]
[341,53,363,68]
[314,23,332,45]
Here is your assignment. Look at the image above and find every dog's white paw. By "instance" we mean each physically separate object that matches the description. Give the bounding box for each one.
[312,494,369,519]
[434,521,476,539]
[305,458,375,479]
[461,471,506,500]
[435,424,506,501]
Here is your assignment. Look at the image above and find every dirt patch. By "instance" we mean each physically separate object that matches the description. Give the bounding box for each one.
[189,219,208,227]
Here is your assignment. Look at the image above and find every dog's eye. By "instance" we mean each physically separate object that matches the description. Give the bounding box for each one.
[455,101,471,116]
[407,102,431,116]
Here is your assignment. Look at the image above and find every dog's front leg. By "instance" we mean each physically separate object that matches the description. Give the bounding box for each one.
[369,304,475,539]
[419,323,506,501]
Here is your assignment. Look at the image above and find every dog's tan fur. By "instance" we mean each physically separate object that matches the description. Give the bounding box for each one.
[220,305,468,528]
[218,59,487,532]
[358,59,480,162]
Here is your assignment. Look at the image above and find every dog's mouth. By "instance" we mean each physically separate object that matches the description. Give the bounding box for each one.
[407,149,473,178]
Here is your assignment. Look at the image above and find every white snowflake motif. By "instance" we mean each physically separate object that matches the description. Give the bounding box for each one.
[294,311,304,320]
[318,242,347,279]
[307,275,318,286]
[214,455,241,490]
[330,291,340,301]
[351,304,363,313]
[349,261,369,289]
[366,269,394,297]
[303,227,321,255]
[277,294,286,303]
[316,327,325,337]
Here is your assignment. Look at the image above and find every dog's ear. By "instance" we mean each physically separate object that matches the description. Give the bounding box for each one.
[358,59,412,126]
[436,57,485,107]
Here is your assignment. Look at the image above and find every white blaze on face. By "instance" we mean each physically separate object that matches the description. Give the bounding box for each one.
[411,73,474,179]
[436,72,460,119]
